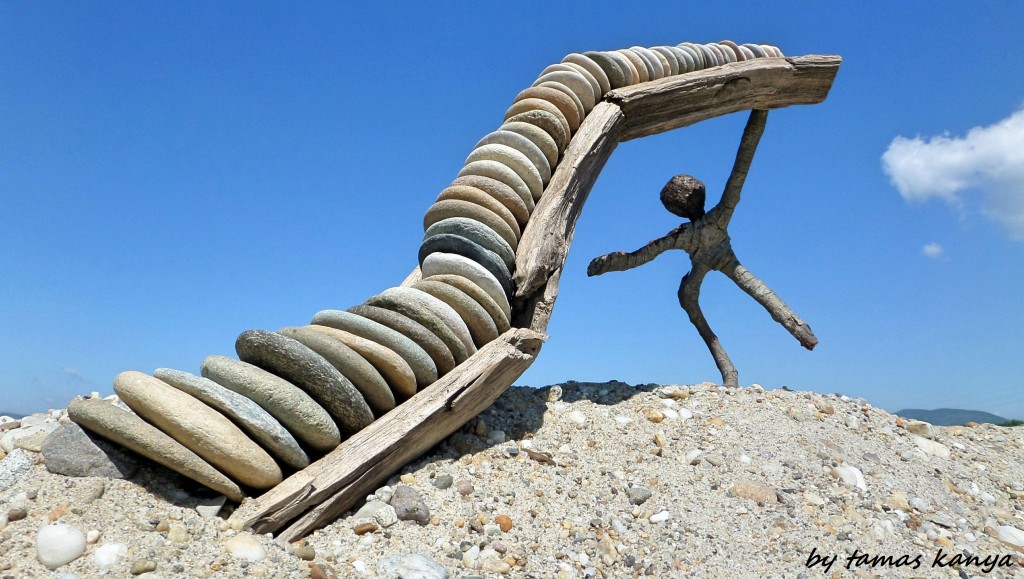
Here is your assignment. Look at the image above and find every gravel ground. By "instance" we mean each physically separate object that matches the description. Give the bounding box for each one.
[1,381,1023,578]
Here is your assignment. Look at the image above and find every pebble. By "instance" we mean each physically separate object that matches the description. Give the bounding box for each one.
[36,523,87,569]
[354,521,378,535]
[626,486,652,505]
[378,553,449,579]
[832,464,867,492]
[196,495,227,518]
[375,505,399,528]
[432,473,454,489]
[0,448,33,493]
[391,485,430,524]
[130,559,157,575]
[291,544,316,561]
[92,542,127,570]
[456,479,474,496]
[649,511,671,524]
[224,534,266,562]
[495,514,513,532]
[730,481,778,504]
[906,420,935,439]
[913,436,951,458]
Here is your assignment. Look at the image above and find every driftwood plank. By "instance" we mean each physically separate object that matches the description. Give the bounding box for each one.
[231,327,544,538]
[607,55,842,141]
[232,54,841,540]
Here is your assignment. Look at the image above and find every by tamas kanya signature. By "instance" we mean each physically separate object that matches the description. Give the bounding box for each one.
[806,547,1016,574]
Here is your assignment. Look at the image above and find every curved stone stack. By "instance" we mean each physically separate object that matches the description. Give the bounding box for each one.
[67,41,784,498]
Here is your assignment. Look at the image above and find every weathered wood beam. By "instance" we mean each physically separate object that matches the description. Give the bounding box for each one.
[607,55,841,141]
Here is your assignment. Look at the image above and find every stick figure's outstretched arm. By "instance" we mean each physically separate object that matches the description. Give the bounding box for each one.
[586,222,695,277]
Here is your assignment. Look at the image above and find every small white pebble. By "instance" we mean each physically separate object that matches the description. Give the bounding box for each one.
[650,511,670,523]
[614,415,633,426]
[739,454,751,465]
[92,543,127,570]
[224,534,266,562]
[352,560,367,574]
[85,530,101,544]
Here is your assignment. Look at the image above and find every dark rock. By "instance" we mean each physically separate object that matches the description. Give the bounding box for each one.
[432,473,454,490]
[626,486,652,505]
[41,423,138,479]
[390,485,430,524]
[419,234,512,299]
[660,175,706,220]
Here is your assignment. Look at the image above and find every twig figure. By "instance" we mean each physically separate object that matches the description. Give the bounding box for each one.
[587,110,817,387]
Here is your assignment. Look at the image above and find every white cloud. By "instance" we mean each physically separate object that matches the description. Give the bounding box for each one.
[882,107,1024,240]
[921,243,944,259]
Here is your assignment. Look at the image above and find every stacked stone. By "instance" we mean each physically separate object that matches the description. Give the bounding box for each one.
[67,41,783,500]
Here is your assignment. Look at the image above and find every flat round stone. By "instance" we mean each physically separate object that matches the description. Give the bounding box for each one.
[308,310,436,390]
[275,326,395,414]
[456,160,533,217]
[630,47,663,80]
[363,290,467,366]
[436,183,522,236]
[235,330,374,434]
[423,198,519,250]
[413,279,499,348]
[421,252,510,321]
[114,371,282,489]
[380,287,475,356]
[473,131,551,186]
[499,121,558,168]
[504,98,571,143]
[200,355,339,452]
[423,216,515,272]
[711,42,733,64]
[365,291,469,365]
[605,50,638,85]
[765,44,784,57]
[154,368,309,470]
[512,86,580,134]
[347,305,456,377]
[697,44,719,67]
[738,45,756,60]
[419,233,512,298]
[535,80,586,132]
[651,47,679,76]
[422,274,510,334]
[465,144,543,202]
[451,173,531,228]
[678,43,705,69]
[742,43,767,58]
[68,398,244,501]
[552,62,602,104]
[533,71,596,114]
[306,323,417,399]
[583,51,627,89]
[564,53,611,96]
[504,110,569,157]
[669,45,695,73]
[616,49,648,83]
[719,40,743,61]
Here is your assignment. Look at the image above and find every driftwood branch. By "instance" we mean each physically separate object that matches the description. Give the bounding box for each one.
[588,109,818,387]
[233,53,840,539]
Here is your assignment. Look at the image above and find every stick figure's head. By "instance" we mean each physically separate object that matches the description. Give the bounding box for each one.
[660,174,706,221]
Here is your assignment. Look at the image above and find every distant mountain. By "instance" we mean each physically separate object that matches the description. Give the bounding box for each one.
[896,408,1010,426]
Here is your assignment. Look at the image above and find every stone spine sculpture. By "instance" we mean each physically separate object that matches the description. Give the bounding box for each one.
[66,41,788,500]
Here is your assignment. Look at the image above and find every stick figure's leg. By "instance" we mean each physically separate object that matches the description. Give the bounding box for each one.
[719,253,818,350]
[678,264,739,387]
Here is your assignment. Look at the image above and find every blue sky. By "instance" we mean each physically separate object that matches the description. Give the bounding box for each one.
[2,2,1022,420]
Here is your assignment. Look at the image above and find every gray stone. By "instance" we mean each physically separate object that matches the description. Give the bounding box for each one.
[381,287,475,355]
[651,46,680,76]
[114,371,282,489]
[498,120,558,168]
[423,274,510,334]
[419,233,512,298]
[275,326,396,414]
[67,398,244,501]
[305,323,417,399]
[413,279,499,348]
[449,175,530,228]
[616,49,648,83]
[678,43,705,69]
[421,253,511,320]
[743,43,767,58]
[435,183,523,235]
[503,109,569,155]
[629,47,662,80]
[564,53,611,96]
[309,309,436,391]
[432,473,454,489]
[0,448,33,493]
[365,290,469,366]
[423,197,519,251]
[626,486,652,505]
[377,553,449,579]
[467,143,544,202]
[154,368,310,469]
[390,485,430,524]
[424,215,516,272]
[7,422,58,452]
[511,86,580,135]
[583,51,627,90]
[668,45,695,73]
[504,97,571,144]
[474,131,551,187]
[235,330,375,434]
[200,355,340,452]
[346,305,456,377]
[454,161,532,222]
[41,422,138,479]
[719,40,743,61]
